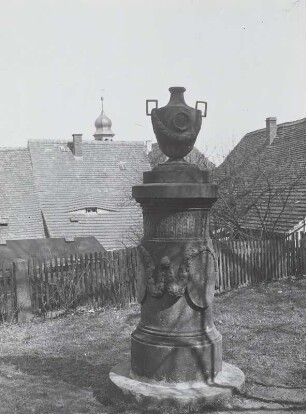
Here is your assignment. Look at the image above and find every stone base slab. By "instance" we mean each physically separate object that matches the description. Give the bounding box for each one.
[109,360,245,410]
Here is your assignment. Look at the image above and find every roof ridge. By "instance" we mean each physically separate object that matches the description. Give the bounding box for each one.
[276,117,306,128]
[0,147,27,152]
[244,117,306,137]
[28,139,146,146]
[28,139,69,144]
[82,140,145,145]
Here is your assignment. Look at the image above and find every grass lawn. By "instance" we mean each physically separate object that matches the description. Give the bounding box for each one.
[0,277,305,414]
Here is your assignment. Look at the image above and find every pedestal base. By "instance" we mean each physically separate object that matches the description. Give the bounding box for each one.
[109,360,245,410]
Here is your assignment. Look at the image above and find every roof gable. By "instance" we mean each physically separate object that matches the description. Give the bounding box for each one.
[28,139,150,249]
[214,118,306,234]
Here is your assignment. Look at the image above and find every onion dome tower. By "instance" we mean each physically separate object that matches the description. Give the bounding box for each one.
[93,97,115,141]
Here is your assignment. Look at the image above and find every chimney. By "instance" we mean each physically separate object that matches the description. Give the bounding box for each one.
[266,117,277,145]
[145,140,152,154]
[72,134,82,157]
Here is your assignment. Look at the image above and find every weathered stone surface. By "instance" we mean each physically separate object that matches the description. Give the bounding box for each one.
[132,182,218,201]
[109,86,244,408]
[143,209,209,239]
[150,86,202,161]
[143,163,210,183]
[131,193,222,381]
[130,88,222,383]
[110,360,245,410]
[136,240,217,308]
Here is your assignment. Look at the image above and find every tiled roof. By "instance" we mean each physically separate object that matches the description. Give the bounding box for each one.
[28,140,150,250]
[214,118,306,234]
[149,143,215,170]
[0,148,45,242]
[0,237,105,262]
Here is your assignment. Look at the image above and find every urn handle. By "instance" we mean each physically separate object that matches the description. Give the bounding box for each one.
[195,101,208,118]
[146,99,158,116]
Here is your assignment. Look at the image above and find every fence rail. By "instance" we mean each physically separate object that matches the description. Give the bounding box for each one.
[0,236,305,322]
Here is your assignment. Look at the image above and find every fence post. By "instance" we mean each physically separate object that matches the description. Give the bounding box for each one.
[14,259,33,322]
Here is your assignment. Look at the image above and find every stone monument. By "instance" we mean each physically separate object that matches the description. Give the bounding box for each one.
[109,87,245,409]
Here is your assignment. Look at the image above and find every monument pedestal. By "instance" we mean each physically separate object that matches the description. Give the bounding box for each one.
[109,178,245,408]
[108,87,244,409]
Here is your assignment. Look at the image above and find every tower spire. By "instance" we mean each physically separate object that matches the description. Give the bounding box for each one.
[93,97,115,141]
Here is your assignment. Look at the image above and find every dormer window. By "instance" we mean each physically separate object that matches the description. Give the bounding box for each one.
[85,207,97,214]
[0,217,9,226]
[0,217,8,245]
[69,207,114,220]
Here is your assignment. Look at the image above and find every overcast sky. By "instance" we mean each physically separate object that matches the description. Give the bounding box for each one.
[0,0,305,164]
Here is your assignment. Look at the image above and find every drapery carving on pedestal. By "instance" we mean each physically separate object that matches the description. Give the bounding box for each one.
[136,242,217,308]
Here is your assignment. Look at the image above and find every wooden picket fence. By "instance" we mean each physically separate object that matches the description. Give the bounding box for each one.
[28,237,304,314]
[0,262,17,322]
[0,236,305,321]
[215,238,283,292]
[214,236,304,293]
[28,247,137,314]
[286,233,305,276]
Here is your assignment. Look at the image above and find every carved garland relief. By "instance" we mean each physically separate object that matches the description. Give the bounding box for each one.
[136,243,218,308]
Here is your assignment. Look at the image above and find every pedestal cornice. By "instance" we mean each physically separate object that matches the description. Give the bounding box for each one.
[132,182,218,201]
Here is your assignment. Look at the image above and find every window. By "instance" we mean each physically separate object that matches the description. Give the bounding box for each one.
[69,207,113,218]
[0,218,8,245]
[85,207,98,214]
